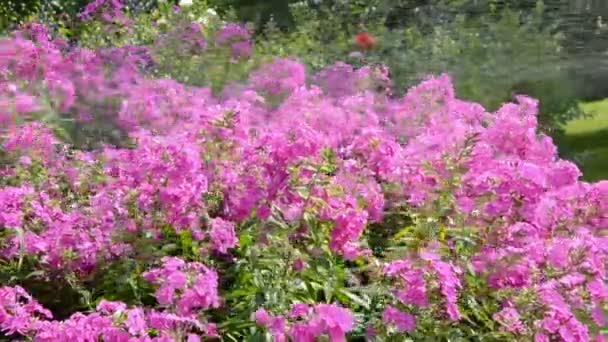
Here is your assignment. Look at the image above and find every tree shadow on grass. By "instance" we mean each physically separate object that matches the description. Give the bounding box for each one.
[555,128,608,182]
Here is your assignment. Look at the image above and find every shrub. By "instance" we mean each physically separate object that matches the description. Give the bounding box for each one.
[0,2,259,149]
[0,12,607,341]
[253,0,585,133]
[23,0,583,133]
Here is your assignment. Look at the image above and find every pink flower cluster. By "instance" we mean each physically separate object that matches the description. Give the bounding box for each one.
[383,251,462,329]
[216,23,252,59]
[249,58,307,97]
[0,286,52,336]
[254,303,355,342]
[314,62,392,98]
[208,218,237,253]
[142,257,221,315]
[79,0,130,27]
[0,285,217,341]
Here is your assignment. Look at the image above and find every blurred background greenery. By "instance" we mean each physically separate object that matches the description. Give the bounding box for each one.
[1,0,607,181]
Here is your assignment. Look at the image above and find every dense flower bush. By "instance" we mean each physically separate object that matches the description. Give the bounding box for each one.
[253,0,584,135]
[0,4,607,342]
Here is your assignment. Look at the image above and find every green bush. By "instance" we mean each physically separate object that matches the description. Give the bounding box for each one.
[12,0,586,133]
[253,0,584,132]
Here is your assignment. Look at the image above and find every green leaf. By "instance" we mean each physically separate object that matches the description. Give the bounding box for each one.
[338,289,370,309]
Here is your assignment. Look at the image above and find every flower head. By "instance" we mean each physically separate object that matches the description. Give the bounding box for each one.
[355,32,376,50]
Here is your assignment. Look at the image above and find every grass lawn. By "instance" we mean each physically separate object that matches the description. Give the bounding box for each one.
[557,100,608,182]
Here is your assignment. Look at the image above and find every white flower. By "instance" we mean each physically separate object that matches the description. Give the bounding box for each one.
[179,0,193,7]
[206,8,217,17]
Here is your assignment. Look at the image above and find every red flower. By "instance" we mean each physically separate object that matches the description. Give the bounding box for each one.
[355,32,376,50]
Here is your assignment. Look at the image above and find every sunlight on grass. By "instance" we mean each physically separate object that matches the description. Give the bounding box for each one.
[567,101,608,135]
[560,99,608,182]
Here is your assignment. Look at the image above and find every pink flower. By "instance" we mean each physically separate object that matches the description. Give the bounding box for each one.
[125,308,147,336]
[216,23,252,59]
[13,93,40,114]
[548,244,570,268]
[269,316,288,341]
[187,334,201,342]
[217,24,250,44]
[591,305,607,326]
[96,300,126,314]
[231,40,252,59]
[292,259,306,272]
[249,58,306,97]
[313,304,355,341]
[290,304,311,319]
[209,218,237,253]
[329,209,368,257]
[587,279,608,301]
[143,258,220,314]
[254,308,271,326]
[493,307,525,334]
[382,306,415,332]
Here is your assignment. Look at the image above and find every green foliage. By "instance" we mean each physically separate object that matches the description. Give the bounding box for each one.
[149,2,248,90]
[72,0,260,92]
[0,0,91,36]
[6,0,589,132]
[207,0,295,30]
[253,0,584,132]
